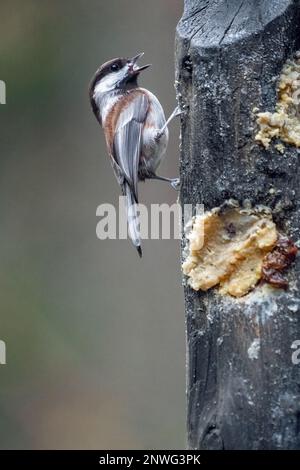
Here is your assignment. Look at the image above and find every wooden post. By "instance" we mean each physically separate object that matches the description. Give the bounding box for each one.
[176,0,300,449]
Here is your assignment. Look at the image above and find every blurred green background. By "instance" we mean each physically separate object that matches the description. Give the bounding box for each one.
[0,0,185,449]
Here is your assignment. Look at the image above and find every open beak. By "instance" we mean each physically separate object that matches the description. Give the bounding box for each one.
[129,52,151,74]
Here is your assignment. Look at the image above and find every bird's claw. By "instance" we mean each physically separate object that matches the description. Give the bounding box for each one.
[176,104,188,116]
[171,178,181,190]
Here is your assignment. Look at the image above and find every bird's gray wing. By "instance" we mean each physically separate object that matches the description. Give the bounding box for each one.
[112,91,149,202]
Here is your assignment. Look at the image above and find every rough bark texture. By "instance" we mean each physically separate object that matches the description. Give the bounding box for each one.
[176,0,300,450]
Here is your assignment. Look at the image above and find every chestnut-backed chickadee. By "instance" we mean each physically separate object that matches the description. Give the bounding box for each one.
[89,53,181,256]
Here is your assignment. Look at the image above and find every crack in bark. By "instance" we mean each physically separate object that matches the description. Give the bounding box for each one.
[181,2,209,23]
[219,0,245,45]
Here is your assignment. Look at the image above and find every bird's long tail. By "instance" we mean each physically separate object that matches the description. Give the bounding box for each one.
[124,182,142,257]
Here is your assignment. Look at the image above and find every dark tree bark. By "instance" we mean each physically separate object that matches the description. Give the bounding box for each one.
[176,0,300,450]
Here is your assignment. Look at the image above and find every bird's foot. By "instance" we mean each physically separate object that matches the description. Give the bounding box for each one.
[155,105,185,142]
[170,178,180,190]
[150,174,180,190]
[173,105,184,117]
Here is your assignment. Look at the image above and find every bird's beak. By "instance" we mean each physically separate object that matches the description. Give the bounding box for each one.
[129,52,151,74]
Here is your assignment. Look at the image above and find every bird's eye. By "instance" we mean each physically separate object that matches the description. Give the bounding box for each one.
[110,63,120,72]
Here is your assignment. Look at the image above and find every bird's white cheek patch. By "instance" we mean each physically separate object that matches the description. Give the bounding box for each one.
[94,70,127,94]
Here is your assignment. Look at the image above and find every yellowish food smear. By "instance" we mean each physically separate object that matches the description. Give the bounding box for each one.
[182,206,278,298]
[255,53,300,149]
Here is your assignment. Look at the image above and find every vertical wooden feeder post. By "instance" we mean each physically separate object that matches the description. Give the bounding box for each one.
[176,0,300,449]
